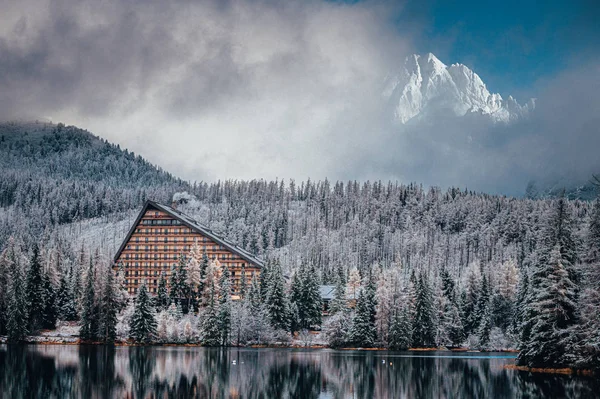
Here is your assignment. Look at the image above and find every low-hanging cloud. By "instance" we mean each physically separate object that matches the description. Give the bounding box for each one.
[0,0,598,195]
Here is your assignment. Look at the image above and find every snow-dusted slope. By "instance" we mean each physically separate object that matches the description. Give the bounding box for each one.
[384,53,535,124]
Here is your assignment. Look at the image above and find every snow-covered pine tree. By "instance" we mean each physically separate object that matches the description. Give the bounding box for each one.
[266,260,289,331]
[518,197,580,367]
[6,246,28,342]
[176,255,191,314]
[114,262,130,312]
[218,264,232,346]
[478,302,492,350]
[199,275,221,346]
[303,264,323,329]
[580,198,600,368]
[186,241,203,309]
[41,271,57,330]
[200,259,220,307]
[169,263,180,306]
[156,271,170,311]
[329,272,348,315]
[350,285,376,347]
[388,305,411,350]
[412,272,436,348]
[56,270,77,321]
[99,266,118,343]
[80,257,99,341]
[129,280,157,344]
[26,244,46,333]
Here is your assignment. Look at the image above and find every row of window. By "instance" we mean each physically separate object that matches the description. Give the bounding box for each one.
[134,228,192,235]
[124,271,247,280]
[120,261,248,269]
[124,249,239,260]
[133,236,219,246]
[141,218,182,226]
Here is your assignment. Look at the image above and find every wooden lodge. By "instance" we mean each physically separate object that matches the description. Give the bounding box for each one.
[113,200,263,297]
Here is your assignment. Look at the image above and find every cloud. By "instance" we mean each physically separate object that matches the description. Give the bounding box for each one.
[0,0,598,195]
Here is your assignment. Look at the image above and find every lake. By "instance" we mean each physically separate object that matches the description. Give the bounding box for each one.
[0,345,597,398]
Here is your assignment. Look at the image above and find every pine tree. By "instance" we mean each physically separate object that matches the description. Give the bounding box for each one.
[218,264,232,346]
[581,198,600,368]
[302,264,322,329]
[41,271,57,329]
[80,257,98,341]
[99,267,118,343]
[6,247,28,343]
[518,245,579,367]
[350,286,376,347]
[129,281,157,344]
[329,273,347,315]
[26,244,45,333]
[156,271,170,311]
[56,270,78,321]
[176,255,191,313]
[412,272,436,348]
[266,260,289,330]
[200,269,221,346]
[388,306,411,350]
[478,303,492,350]
[169,263,180,306]
[518,197,580,367]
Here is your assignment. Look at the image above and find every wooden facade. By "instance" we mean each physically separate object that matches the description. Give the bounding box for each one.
[113,200,263,297]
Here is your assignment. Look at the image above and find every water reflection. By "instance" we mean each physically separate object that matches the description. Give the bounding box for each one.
[0,345,597,398]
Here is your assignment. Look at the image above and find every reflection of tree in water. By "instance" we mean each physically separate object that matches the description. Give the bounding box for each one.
[128,346,156,399]
[1,346,599,398]
[0,345,78,397]
[78,345,124,398]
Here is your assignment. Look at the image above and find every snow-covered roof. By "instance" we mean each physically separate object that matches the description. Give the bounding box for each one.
[320,285,336,300]
[113,200,264,268]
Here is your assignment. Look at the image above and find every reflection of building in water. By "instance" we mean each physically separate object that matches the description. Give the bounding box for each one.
[113,200,263,297]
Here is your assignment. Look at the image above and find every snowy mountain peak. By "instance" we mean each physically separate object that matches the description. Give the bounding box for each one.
[384,53,535,124]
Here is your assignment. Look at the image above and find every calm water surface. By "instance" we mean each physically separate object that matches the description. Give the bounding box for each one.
[0,345,598,398]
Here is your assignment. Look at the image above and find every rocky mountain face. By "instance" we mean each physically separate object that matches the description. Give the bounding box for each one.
[384,53,535,124]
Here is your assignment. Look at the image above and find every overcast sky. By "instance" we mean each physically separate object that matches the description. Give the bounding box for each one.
[1,0,599,195]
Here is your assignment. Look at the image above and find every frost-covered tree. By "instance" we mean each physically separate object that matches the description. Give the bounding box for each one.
[6,246,28,342]
[266,260,289,331]
[129,281,157,344]
[80,257,99,341]
[56,270,78,321]
[412,273,435,348]
[156,271,170,311]
[388,305,412,350]
[350,285,376,347]
[26,244,46,333]
[518,198,580,367]
[580,198,600,368]
[99,267,118,343]
[218,264,232,346]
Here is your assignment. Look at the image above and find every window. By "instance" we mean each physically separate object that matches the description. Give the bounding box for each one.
[145,237,149,243]
[136,237,140,243]
[164,237,168,243]
[173,254,177,260]
[135,254,139,260]
[155,211,159,217]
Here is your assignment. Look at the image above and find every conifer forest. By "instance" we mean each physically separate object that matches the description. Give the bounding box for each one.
[0,122,598,373]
